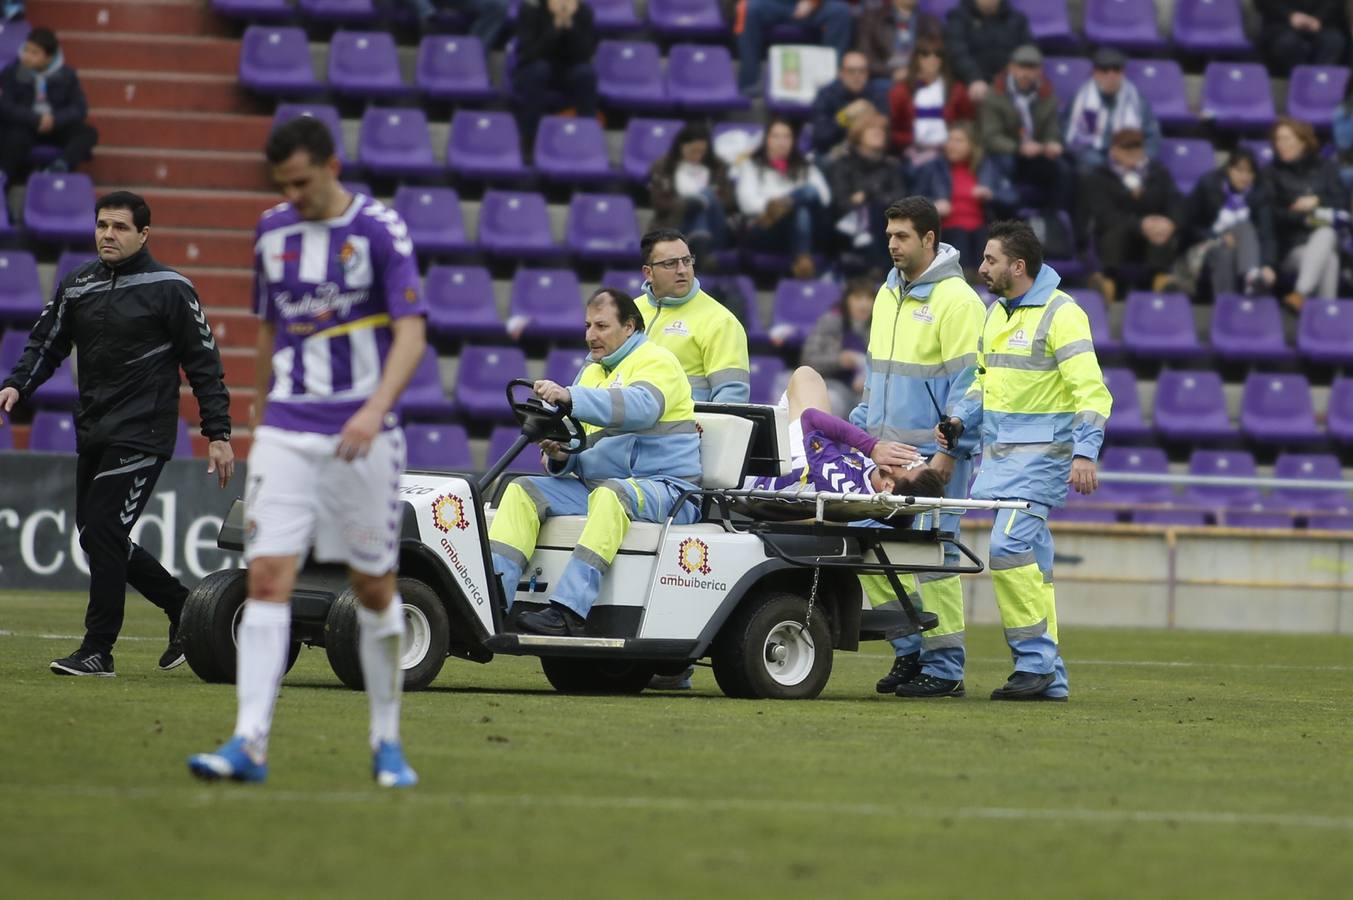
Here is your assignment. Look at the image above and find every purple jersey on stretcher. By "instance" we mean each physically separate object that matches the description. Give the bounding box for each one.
[253,193,426,434]
[753,408,878,494]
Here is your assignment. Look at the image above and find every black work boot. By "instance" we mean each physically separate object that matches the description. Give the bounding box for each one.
[895,673,966,698]
[875,653,920,694]
[515,603,587,637]
[990,671,1065,701]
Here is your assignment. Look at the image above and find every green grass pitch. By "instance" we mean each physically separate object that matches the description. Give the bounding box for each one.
[1,590,1350,899]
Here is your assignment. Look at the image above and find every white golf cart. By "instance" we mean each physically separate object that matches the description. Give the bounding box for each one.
[180,380,1024,699]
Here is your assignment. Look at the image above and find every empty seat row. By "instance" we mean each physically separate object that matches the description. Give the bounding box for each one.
[1106,368,1353,447]
[5,411,198,457]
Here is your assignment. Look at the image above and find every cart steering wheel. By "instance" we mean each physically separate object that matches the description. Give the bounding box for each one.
[505,378,586,455]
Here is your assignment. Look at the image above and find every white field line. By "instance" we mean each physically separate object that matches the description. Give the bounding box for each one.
[1,783,1350,831]
[0,630,157,642]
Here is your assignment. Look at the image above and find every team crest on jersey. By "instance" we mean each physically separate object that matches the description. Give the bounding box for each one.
[843,455,862,469]
[1007,328,1030,349]
[404,287,418,304]
[663,319,690,336]
[677,538,712,575]
[431,494,469,533]
[810,438,823,452]
[912,304,934,323]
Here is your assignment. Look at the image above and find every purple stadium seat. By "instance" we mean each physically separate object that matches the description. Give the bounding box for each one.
[1210,294,1295,363]
[1287,66,1350,130]
[1160,139,1215,194]
[919,0,960,16]
[1200,63,1275,132]
[55,251,95,285]
[1171,0,1250,54]
[1152,369,1238,442]
[0,173,10,235]
[174,418,194,458]
[0,251,43,325]
[1044,56,1094,110]
[1327,377,1353,445]
[1295,298,1353,365]
[1240,139,1275,168]
[1011,0,1074,46]
[329,30,407,100]
[423,265,504,340]
[406,423,474,471]
[1057,490,1124,523]
[600,268,647,298]
[1124,60,1193,129]
[1101,367,1152,441]
[622,118,683,182]
[597,40,669,111]
[239,27,321,96]
[1121,292,1204,360]
[27,411,77,453]
[488,425,540,473]
[447,110,530,180]
[534,116,613,184]
[341,180,373,197]
[592,0,643,31]
[212,0,292,20]
[358,107,440,179]
[23,173,95,244]
[477,190,558,259]
[395,187,473,258]
[1183,449,1260,521]
[1240,373,1322,445]
[1273,454,1353,524]
[543,347,592,386]
[748,355,787,404]
[0,20,30,68]
[1075,289,1118,354]
[1098,446,1176,522]
[1084,0,1166,51]
[768,279,842,347]
[399,347,458,421]
[667,44,748,113]
[567,193,640,263]
[455,346,528,421]
[508,268,584,341]
[649,0,725,39]
[0,425,11,451]
[0,330,76,408]
[416,35,495,102]
[299,0,377,22]
[273,104,347,163]
[704,273,765,343]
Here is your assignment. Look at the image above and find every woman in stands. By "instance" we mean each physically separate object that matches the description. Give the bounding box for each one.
[826,114,907,271]
[800,278,874,417]
[911,122,1013,271]
[735,117,831,280]
[647,122,736,265]
[748,366,946,499]
[888,37,974,170]
[1265,116,1348,312]
[1182,147,1278,299]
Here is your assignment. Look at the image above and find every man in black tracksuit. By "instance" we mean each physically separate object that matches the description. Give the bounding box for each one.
[0,191,235,677]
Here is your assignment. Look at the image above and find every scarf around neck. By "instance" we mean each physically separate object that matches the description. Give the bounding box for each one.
[1067,79,1143,152]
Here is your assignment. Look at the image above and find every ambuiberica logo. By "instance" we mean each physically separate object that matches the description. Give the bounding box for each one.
[661,538,727,591]
[431,494,469,533]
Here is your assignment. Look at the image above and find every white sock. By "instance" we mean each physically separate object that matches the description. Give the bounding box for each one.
[358,599,405,751]
[233,599,291,759]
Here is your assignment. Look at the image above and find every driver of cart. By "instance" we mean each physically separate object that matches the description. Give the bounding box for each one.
[488,287,703,637]
[748,366,948,498]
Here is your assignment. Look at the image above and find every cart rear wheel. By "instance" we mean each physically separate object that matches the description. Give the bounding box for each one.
[181,569,300,684]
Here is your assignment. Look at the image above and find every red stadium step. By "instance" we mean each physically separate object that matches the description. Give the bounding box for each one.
[137,189,276,230]
[81,69,264,115]
[90,110,274,154]
[152,227,256,270]
[205,309,262,348]
[220,347,260,387]
[183,267,257,310]
[88,148,270,192]
[180,388,257,430]
[61,31,240,76]
[28,0,235,38]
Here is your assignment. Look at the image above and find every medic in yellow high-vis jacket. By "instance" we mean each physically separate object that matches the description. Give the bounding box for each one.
[850,218,985,694]
[491,293,702,637]
[946,223,1113,701]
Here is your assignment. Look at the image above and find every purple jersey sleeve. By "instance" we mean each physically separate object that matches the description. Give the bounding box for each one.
[364,203,426,320]
[800,408,878,456]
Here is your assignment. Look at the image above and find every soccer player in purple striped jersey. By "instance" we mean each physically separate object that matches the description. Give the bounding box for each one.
[188,117,427,788]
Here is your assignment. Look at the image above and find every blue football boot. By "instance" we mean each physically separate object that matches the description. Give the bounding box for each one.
[188,736,268,783]
[373,741,418,788]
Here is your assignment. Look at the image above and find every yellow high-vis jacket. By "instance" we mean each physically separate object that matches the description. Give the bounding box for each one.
[638,278,750,403]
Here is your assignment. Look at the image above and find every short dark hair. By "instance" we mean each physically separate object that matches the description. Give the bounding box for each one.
[885,196,941,246]
[640,228,687,265]
[26,28,58,57]
[587,287,645,332]
[265,116,336,165]
[987,219,1043,279]
[893,465,948,499]
[95,191,151,231]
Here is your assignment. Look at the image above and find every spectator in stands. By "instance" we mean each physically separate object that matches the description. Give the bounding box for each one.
[800,277,875,416]
[1332,77,1353,191]
[911,123,1013,269]
[942,0,1033,103]
[979,44,1072,214]
[889,37,974,168]
[1065,47,1161,174]
[1183,148,1278,299]
[854,0,942,86]
[400,0,507,44]
[0,27,98,181]
[737,0,853,96]
[735,117,831,279]
[827,113,906,269]
[1256,0,1347,76]
[1078,128,1183,301]
[1266,116,1347,311]
[647,122,736,264]
[511,0,598,148]
[810,50,890,158]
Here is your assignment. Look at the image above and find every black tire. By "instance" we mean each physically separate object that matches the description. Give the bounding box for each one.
[710,591,833,700]
[323,578,450,692]
[539,657,656,694]
[180,569,301,684]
